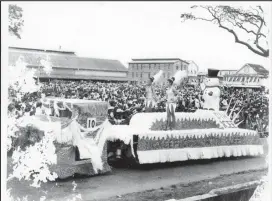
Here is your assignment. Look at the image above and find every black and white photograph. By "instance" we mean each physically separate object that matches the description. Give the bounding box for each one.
[1,1,271,201]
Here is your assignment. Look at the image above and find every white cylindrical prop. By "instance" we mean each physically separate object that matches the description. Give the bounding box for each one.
[153,70,164,84]
[173,70,187,85]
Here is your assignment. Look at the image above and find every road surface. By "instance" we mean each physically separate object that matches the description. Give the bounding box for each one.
[7,155,268,201]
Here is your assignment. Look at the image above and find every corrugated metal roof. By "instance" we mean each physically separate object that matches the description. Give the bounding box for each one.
[77,57,128,72]
[9,49,128,72]
[38,73,129,81]
[9,46,76,54]
[246,63,269,75]
[9,50,78,68]
[224,74,263,77]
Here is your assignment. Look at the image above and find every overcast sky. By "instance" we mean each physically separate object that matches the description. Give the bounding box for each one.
[8,1,271,72]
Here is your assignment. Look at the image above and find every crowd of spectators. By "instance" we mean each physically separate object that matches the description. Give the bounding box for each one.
[220,87,269,136]
[8,80,269,136]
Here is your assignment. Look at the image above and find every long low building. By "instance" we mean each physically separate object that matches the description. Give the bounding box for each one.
[8,47,129,82]
[222,63,269,88]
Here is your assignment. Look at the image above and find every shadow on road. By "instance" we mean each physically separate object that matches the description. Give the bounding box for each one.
[110,155,264,170]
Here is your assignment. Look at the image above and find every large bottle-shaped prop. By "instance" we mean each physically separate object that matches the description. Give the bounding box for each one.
[200,69,220,111]
[173,70,187,86]
[152,70,164,84]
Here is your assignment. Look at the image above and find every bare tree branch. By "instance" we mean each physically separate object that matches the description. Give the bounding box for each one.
[180,5,269,57]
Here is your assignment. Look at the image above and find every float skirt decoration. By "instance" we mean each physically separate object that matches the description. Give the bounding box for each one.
[127,111,264,164]
[137,145,263,164]
[50,143,111,179]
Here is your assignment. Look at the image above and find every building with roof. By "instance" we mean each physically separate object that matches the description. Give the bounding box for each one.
[128,58,189,84]
[222,63,269,88]
[197,71,208,83]
[217,69,238,85]
[218,69,237,77]
[186,60,199,85]
[8,47,129,82]
[236,63,269,77]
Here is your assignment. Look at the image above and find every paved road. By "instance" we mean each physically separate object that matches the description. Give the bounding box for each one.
[8,155,267,201]
[74,156,267,201]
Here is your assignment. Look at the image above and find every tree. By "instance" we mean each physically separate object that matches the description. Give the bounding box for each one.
[181,5,269,57]
[9,4,24,39]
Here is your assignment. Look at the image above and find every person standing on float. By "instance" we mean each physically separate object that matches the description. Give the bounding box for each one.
[145,77,156,112]
[166,77,178,130]
[145,70,163,112]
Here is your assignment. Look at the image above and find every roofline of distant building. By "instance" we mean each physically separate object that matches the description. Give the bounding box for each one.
[219,69,237,71]
[236,63,268,74]
[128,61,178,64]
[26,65,128,72]
[131,58,189,64]
[223,74,266,77]
[9,46,76,54]
[9,46,126,64]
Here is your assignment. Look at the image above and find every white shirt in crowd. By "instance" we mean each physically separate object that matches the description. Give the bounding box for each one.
[194,99,200,108]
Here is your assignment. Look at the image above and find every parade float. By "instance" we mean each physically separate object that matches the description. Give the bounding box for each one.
[104,69,264,164]
[17,98,112,179]
[14,69,264,179]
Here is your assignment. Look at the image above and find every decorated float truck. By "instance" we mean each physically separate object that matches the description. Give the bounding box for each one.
[21,70,264,178]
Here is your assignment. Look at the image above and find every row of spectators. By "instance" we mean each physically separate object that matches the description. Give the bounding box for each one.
[8,80,269,135]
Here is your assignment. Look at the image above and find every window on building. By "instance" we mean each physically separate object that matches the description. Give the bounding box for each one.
[132,72,134,78]
[136,73,138,77]
[176,66,179,70]
[163,73,165,78]
[148,72,151,78]
[160,64,164,69]
[141,73,143,78]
